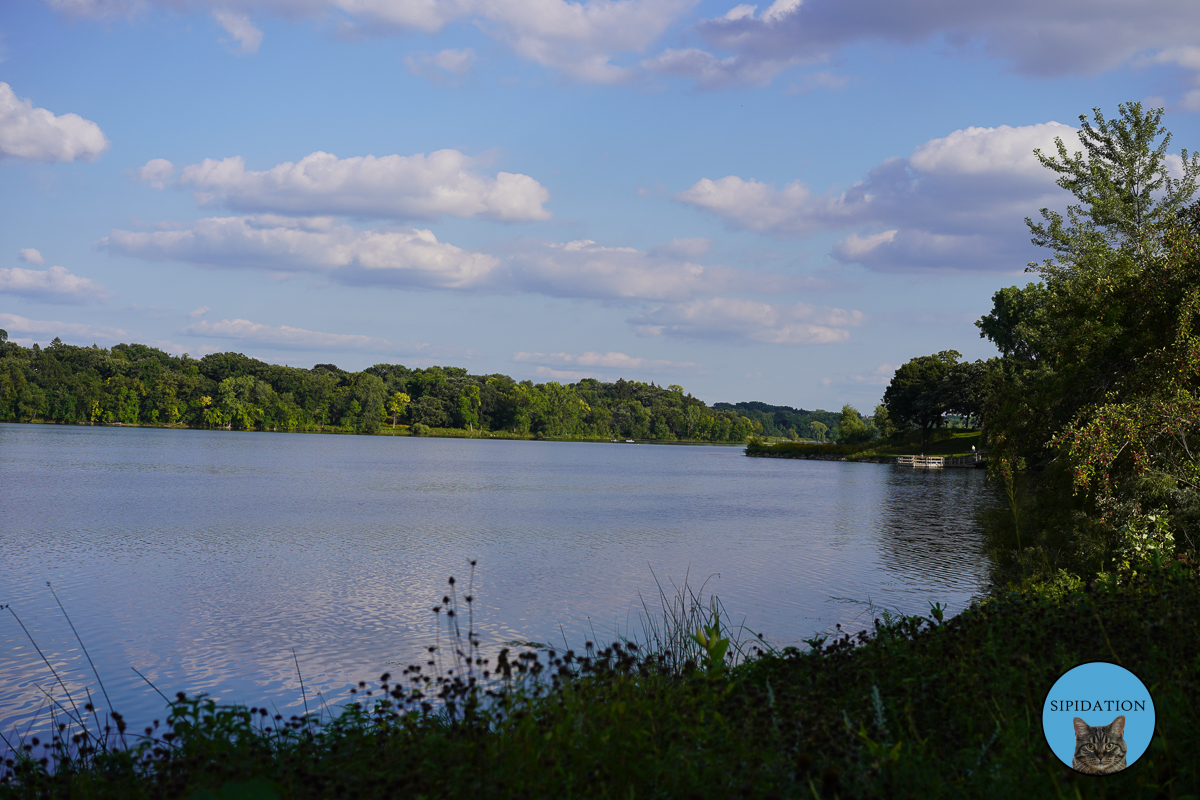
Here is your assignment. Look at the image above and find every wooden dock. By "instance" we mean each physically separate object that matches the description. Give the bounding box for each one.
[895,454,983,469]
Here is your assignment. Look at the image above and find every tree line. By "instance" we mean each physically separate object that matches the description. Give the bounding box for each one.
[0,337,769,443]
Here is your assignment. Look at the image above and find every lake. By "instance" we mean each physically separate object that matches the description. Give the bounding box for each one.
[1,422,997,738]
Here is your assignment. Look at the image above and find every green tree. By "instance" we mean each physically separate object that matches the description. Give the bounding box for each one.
[937,360,990,428]
[984,104,1200,475]
[836,404,875,445]
[883,351,960,450]
[457,385,481,431]
[387,392,411,428]
[872,404,896,439]
[346,372,386,434]
[809,420,827,442]
[409,395,449,428]
[975,283,1053,367]
[1028,102,1200,281]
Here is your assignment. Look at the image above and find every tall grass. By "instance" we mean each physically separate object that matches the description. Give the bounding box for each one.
[5,563,1200,798]
[632,567,772,674]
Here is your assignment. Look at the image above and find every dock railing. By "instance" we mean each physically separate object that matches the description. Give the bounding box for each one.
[896,453,983,469]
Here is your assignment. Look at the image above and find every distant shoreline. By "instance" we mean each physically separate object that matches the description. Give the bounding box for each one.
[0,419,746,447]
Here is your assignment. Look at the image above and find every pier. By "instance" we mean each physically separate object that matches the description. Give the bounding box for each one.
[895,454,984,469]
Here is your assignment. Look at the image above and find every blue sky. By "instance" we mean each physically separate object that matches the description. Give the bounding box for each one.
[3,0,1199,410]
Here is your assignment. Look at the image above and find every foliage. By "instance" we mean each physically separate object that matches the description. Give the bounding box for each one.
[6,567,1200,799]
[744,439,866,457]
[975,103,1200,585]
[1027,102,1200,280]
[712,401,840,440]
[871,404,896,439]
[835,404,875,445]
[882,350,967,449]
[0,342,760,443]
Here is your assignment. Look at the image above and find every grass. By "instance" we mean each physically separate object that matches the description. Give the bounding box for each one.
[5,560,1200,799]
[865,430,984,458]
[748,430,985,461]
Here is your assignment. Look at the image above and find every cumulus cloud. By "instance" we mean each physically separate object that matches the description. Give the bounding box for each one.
[691,0,1200,92]
[137,158,175,188]
[0,82,109,162]
[513,350,697,372]
[629,297,863,345]
[469,0,694,83]
[0,265,111,303]
[104,218,815,302]
[153,150,550,222]
[678,121,1081,271]
[406,48,476,85]
[184,317,427,353]
[189,306,211,318]
[101,215,500,290]
[0,312,130,341]
[19,248,45,265]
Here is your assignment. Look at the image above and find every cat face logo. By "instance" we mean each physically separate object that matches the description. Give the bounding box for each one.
[1071,715,1127,775]
[1041,663,1154,774]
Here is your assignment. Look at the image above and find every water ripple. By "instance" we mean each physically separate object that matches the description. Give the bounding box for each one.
[1,424,999,739]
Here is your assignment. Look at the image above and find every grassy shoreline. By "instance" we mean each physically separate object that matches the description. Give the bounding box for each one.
[746,430,985,462]
[5,563,1198,798]
[2,419,745,447]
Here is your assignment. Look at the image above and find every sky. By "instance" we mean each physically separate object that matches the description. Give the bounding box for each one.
[2,0,1200,410]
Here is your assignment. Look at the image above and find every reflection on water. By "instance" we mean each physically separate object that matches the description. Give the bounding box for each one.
[0,423,998,738]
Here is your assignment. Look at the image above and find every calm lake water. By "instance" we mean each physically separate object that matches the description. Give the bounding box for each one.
[1,422,997,738]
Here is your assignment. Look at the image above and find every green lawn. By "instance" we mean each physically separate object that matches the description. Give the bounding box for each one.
[866,429,984,458]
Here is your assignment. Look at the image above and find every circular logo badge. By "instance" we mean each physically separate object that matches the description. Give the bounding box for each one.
[1042,661,1155,775]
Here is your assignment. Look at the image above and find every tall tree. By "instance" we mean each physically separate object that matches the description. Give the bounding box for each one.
[883,351,960,450]
[836,404,875,445]
[984,104,1200,472]
[1028,102,1200,282]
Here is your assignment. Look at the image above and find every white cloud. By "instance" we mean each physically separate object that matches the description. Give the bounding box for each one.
[629,297,864,345]
[678,121,1081,271]
[0,82,109,162]
[0,312,131,341]
[0,265,111,303]
[513,350,697,371]
[19,248,45,265]
[189,305,211,318]
[105,217,815,301]
[406,48,476,85]
[138,158,175,188]
[469,0,695,83]
[184,317,428,353]
[39,0,1200,94]
[504,237,807,301]
[214,10,263,53]
[641,48,795,89]
[101,215,500,290]
[163,150,550,222]
[47,0,692,84]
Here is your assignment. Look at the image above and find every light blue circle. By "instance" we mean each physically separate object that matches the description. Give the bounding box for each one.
[1042,662,1155,771]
